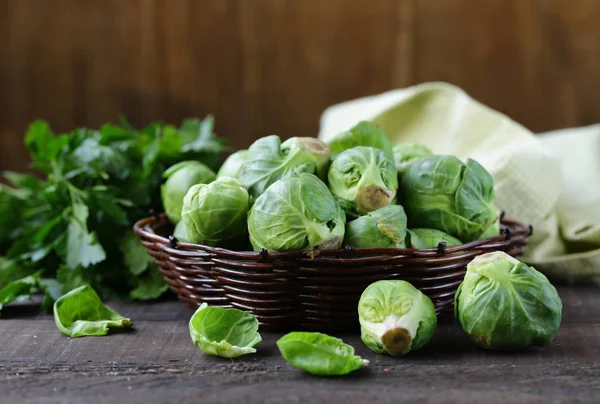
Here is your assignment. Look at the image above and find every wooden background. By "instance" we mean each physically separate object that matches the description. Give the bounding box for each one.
[1,0,599,172]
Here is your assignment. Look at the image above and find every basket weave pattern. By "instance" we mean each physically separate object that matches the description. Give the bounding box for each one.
[134,214,530,331]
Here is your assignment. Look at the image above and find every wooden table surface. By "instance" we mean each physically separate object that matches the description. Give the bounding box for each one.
[1,286,599,404]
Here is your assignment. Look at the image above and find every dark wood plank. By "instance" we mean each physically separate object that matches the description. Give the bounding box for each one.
[2,0,600,172]
[0,286,599,403]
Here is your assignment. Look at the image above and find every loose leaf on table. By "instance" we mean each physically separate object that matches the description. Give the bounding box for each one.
[53,285,133,338]
[277,332,369,376]
[189,303,262,358]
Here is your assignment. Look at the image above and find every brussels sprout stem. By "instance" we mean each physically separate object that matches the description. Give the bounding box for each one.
[295,137,330,157]
[381,327,413,355]
[355,185,394,213]
[295,138,331,178]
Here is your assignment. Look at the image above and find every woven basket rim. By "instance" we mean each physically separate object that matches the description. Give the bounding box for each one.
[133,213,531,260]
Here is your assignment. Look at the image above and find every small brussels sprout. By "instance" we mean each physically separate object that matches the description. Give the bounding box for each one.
[358,280,437,356]
[189,303,262,358]
[328,146,398,217]
[409,228,463,248]
[217,150,248,179]
[161,161,216,224]
[401,155,497,241]
[343,205,407,248]
[393,143,433,175]
[454,251,562,350]
[248,173,345,252]
[327,121,393,160]
[277,332,369,376]
[238,135,330,198]
[181,177,251,247]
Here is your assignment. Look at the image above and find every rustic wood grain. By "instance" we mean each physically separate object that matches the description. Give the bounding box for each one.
[1,0,600,172]
[0,287,599,403]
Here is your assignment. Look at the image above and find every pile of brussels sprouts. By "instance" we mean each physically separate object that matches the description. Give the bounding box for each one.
[161,120,501,252]
[162,121,562,376]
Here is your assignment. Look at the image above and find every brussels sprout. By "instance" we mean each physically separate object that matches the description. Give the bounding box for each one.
[181,177,251,247]
[479,213,501,239]
[217,150,248,179]
[344,205,407,248]
[328,146,398,217]
[327,121,393,160]
[454,251,562,350]
[409,228,463,248]
[401,155,497,241]
[358,280,437,356]
[393,143,433,175]
[248,173,345,252]
[404,230,428,249]
[238,135,330,198]
[189,303,262,358]
[173,220,189,243]
[277,332,368,376]
[161,161,216,224]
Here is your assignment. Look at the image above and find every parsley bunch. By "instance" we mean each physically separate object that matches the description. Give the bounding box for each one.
[0,116,226,309]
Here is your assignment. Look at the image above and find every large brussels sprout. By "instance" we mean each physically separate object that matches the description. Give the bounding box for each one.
[248,173,345,252]
[328,146,398,217]
[327,121,393,160]
[358,280,437,356]
[400,155,497,241]
[343,205,407,248]
[161,161,216,224]
[238,135,330,198]
[454,251,562,350]
[393,143,433,175]
[173,220,189,243]
[408,228,462,249]
[217,150,248,179]
[181,177,251,247]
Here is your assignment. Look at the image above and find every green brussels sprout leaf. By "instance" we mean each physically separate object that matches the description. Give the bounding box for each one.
[248,173,345,252]
[344,205,407,248]
[217,150,248,179]
[401,155,497,241]
[327,121,393,160]
[277,332,369,376]
[409,228,463,249]
[393,143,433,175]
[404,230,428,249]
[238,136,330,198]
[189,303,262,358]
[479,210,501,239]
[181,177,251,247]
[173,220,189,242]
[54,285,133,338]
[454,251,562,350]
[161,161,216,224]
[358,280,437,356]
[328,146,398,217]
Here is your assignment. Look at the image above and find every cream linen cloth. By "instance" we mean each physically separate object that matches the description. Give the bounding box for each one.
[317,82,600,284]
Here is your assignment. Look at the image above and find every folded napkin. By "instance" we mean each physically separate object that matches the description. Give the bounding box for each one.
[318,82,600,284]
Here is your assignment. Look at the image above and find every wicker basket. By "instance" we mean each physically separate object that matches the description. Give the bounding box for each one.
[134,213,530,331]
